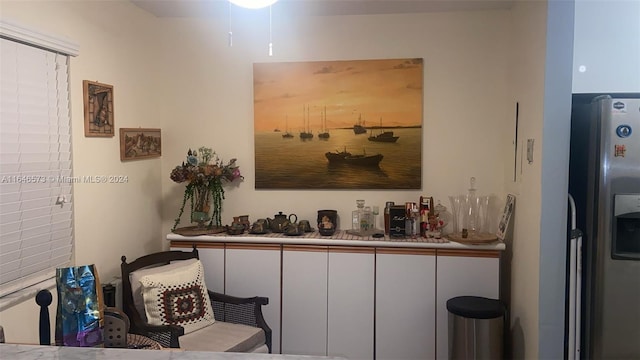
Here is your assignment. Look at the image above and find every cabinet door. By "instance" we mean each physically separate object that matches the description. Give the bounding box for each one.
[376,248,436,360]
[226,244,282,353]
[435,250,500,360]
[327,247,375,360]
[281,245,328,356]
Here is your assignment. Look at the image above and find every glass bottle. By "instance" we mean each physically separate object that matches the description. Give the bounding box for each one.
[384,201,394,235]
[363,206,372,232]
[405,202,418,237]
[351,200,373,235]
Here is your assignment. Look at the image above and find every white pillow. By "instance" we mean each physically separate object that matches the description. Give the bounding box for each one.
[130,258,199,322]
[139,259,215,334]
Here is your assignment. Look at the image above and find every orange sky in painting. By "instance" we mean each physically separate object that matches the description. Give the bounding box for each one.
[253,58,423,132]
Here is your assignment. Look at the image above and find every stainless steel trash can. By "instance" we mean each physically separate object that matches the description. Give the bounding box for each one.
[447,296,506,360]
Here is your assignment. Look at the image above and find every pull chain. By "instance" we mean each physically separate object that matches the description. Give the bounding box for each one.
[268,4,273,56]
[228,1,233,47]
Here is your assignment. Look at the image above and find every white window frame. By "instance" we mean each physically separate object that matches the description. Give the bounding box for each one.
[0,19,79,309]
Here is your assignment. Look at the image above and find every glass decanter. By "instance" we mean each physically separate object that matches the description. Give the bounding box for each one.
[349,199,373,236]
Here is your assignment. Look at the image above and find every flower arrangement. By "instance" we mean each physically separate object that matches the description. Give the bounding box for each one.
[170,147,243,231]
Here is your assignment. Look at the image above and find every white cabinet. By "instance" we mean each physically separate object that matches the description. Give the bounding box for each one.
[225,244,282,353]
[281,245,328,356]
[170,239,502,359]
[435,250,500,360]
[375,248,436,360]
[327,247,375,360]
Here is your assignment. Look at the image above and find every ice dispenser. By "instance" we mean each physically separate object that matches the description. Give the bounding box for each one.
[612,194,640,260]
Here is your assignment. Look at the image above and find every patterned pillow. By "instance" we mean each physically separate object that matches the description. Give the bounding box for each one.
[139,259,215,334]
[130,258,199,323]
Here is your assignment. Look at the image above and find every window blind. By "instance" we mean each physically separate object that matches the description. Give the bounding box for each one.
[0,37,74,297]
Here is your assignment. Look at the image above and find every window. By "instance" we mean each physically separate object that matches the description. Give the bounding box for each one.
[0,20,79,298]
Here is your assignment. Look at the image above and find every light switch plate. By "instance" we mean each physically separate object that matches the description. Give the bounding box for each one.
[527,139,534,164]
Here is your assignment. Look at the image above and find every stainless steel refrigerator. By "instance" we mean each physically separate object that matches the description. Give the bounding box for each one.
[569,94,640,359]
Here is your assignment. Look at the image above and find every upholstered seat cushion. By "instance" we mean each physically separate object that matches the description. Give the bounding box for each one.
[178,321,267,353]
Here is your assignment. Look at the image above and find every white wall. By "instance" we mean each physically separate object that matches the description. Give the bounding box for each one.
[0,1,548,351]
[158,9,513,239]
[573,0,640,93]
[0,1,165,344]
[539,1,574,358]
[505,1,548,358]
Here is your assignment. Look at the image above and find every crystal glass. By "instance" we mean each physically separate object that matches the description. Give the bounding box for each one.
[448,195,462,234]
[478,195,490,233]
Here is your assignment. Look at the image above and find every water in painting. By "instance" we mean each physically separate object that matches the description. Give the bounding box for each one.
[255,127,421,189]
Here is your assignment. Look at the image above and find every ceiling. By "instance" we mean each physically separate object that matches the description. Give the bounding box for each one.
[131,0,514,18]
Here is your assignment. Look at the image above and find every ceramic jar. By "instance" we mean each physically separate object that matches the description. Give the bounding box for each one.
[317,210,337,236]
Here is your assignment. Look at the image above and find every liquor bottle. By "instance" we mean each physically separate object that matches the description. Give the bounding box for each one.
[405,202,418,237]
[384,201,394,235]
[419,196,433,237]
[351,200,373,235]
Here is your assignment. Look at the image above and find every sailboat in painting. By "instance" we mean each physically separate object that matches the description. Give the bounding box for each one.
[300,105,313,139]
[282,116,293,138]
[353,113,367,134]
[318,106,330,139]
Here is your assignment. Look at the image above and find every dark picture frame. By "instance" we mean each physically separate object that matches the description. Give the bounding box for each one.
[119,128,161,161]
[83,80,114,137]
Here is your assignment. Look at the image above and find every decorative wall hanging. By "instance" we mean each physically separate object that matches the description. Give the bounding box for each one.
[83,80,114,137]
[253,58,423,189]
[119,128,161,161]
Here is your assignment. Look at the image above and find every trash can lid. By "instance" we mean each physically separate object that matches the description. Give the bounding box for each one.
[446,296,505,319]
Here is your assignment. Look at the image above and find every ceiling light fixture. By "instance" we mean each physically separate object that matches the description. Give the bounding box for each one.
[227,0,277,56]
[228,0,278,10]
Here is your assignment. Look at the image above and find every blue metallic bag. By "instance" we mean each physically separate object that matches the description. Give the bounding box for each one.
[54,264,104,347]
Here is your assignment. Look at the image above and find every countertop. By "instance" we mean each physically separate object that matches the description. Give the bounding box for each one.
[0,344,347,360]
[167,230,506,251]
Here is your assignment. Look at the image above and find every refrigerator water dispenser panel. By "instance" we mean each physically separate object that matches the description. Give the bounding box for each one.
[612,194,640,260]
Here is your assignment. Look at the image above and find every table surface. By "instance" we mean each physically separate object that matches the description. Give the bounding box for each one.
[167,229,506,251]
[0,343,347,360]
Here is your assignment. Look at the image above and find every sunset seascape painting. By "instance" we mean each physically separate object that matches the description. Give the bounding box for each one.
[253,58,423,189]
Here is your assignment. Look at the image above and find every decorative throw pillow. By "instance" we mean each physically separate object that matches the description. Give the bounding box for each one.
[139,259,215,334]
[130,258,199,323]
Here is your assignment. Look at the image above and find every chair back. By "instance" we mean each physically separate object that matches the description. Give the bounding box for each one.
[120,247,199,328]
